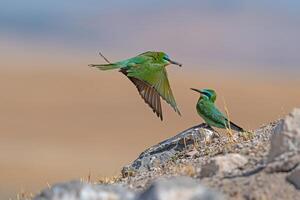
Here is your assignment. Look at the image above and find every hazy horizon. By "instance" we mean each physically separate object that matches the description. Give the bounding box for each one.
[1,0,300,72]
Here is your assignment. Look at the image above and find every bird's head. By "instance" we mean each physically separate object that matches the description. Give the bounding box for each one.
[142,51,182,67]
[190,88,217,102]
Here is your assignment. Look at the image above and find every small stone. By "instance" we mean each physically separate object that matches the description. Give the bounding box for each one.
[185,148,199,158]
[200,153,248,178]
[136,176,222,200]
[286,167,300,190]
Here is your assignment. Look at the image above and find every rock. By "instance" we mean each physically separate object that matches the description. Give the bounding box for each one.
[122,124,217,176]
[206,171,300,200]
[286,167,300,190]
[268,108,300,162]
[33,108,300,200]
[136,176,222,200]
[265,153,300,173]
[200,153,248,178]
[34,181,135,200]
[34,178,223,200]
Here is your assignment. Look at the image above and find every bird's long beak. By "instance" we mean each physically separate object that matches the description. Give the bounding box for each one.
[191,88,201,93]
[190,88,202,93]
[165,57,182,67]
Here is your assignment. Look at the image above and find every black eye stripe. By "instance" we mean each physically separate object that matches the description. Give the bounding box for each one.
[164,56,169,61]
[202,92,211,98]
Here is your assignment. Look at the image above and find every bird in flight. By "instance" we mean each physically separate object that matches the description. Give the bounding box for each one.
[89,51,182,120]
[191,88,245,133]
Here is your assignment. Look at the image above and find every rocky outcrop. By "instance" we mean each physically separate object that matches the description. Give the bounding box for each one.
[34,108,300,200]
[122,123,217,176]
[268,108,300,162]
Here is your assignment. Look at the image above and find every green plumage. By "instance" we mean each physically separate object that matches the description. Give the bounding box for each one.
[89,51,182,120]
[191,88,244,132]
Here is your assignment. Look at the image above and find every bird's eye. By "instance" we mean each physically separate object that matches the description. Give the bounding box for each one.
[163,55,170,61]
[203,92,211,99]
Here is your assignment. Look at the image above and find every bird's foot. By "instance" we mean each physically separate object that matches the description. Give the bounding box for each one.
[240,130,254,141]
[228,137,237,144]
[183,136,187,149]
[225,128,236,143]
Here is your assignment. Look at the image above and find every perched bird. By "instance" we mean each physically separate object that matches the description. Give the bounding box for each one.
[191,88,245,132]
[89,51,182,120]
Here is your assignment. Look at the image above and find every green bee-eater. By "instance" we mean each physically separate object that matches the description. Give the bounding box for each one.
[89,51,182,120]
[191,88,244,132]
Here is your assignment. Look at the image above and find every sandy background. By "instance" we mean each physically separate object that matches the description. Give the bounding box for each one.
[1,1,300,198]
[1,65,299,199]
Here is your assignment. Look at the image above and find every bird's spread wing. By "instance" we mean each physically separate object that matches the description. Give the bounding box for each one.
[152,68,181,116]
[121,60,180,118]
[120,69,163,120]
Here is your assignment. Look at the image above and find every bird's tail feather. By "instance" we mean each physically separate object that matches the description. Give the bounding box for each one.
[229,121,244,132]
[89,63,120,70]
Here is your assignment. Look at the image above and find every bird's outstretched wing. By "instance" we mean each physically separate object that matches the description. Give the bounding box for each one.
[119,56,180,119]
[151,68,181,116]
[127,66,181,116]
[120,69,163,120]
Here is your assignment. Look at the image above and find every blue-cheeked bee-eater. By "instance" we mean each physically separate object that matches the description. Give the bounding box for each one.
[191,88,245,132]
[89,51,182,120]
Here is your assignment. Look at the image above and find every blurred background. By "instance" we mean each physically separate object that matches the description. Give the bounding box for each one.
[1,0,300,199]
